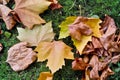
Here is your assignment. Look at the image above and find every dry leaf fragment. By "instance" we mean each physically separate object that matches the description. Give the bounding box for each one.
[100,67,114,80]
[92,36,102,48]
[69,17,92,41]
[49,0,62,10]
[0,4,16,30]
[6,42,36,71]
[35,41,74,73]
[17,22,55,46]
[38,72,53,80]
[100,15,117,50]
[72,58,88,70]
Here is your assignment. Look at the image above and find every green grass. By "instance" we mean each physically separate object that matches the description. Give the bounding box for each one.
[0,0,120,80]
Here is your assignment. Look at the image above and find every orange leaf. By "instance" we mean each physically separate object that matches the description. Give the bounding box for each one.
[35,41,74,73]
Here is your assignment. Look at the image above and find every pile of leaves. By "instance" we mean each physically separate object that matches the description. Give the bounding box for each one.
[0,0,120,80]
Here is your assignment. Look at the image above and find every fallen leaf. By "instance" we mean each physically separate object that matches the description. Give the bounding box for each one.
[0,4,16,30]
[83,42,94,54]
[6,42,36,71]
[49,0,62,10]
[92,36,102,48]
[100,15,117,50]
[38,72,53,80]
[0,0,51,29]
[35,41,74,73]
[69,17,93,41]
[100,67,114,80]
[59,16,77,39]
[17,22,55,46]
[110,54,120,64]
[13,0,51,29]
[72,35,91,54]
[72,58,88,70]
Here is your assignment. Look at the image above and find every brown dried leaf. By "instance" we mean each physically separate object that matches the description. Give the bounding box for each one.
[69,17,93,41]
[72,58,88,70]
[83,42,94,54]
[6,42,36,71]
[100,67,114,80]
[100,15,117,50]
[110,54,120,64]
[0,5,16,30]
[92,36,102,48]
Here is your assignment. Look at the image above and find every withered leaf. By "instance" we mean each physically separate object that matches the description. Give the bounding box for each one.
[17,22,55,46]
[100,15,117,50]
[6,42,36,71]
[72,58,88,70]
[0,5,16,30]
[35,41,74,73]
[100,67,114,80]
[0,0,52,30]
[13,0,51,29]
[69,17,93,41]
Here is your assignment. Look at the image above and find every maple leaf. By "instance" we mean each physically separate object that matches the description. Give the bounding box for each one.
[13,0,51,29]
[17,22,55,46]
[6,42,36,71]
[59,16,101,54]
[34,41,74,73]
[0,0,51,30]
[38,72,53,80]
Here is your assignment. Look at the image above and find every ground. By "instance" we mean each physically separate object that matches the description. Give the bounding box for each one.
[0,0,120,80]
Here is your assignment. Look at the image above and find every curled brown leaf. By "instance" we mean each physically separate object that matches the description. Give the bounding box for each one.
[69,17,93,41]
[72,58,88,70]
[6,42,36,71]
[0,5,16,30]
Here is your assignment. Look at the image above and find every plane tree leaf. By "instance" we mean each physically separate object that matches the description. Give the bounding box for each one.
[17,22,55,46]
[0,0,52,30]
[59,16,101,54]
[34,41,74,73]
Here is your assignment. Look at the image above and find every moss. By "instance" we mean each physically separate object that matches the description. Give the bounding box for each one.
[0,0,120,80]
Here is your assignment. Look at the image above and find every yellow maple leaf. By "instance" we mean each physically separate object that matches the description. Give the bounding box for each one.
[59,16,102,54]
[17,22,55,46]
[84,18,102,37]
[72,36,91,55]
[35,41,74,73]
[38,72,53,80]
